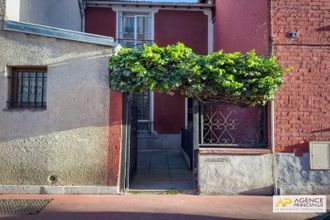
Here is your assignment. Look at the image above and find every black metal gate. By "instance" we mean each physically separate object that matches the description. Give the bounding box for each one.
[122,93,138,190]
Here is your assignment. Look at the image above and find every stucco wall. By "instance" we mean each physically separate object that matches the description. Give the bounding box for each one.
[275,153,330,195]
[5,0,81,31]
[0,31,114,186]
[198,153,274,195]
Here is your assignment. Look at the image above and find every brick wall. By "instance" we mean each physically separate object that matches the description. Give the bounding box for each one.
[272,0,330,152]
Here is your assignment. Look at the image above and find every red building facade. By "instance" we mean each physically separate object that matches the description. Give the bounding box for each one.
[84,1,213,190]
[85,4,210,135]
[84,0,329,195]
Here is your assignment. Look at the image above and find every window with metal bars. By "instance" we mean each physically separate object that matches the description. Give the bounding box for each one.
[8,67,47,109]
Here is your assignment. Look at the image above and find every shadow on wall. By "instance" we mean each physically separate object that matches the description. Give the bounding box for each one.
[0,32,113,142]
[276,143,309,153]
[239,186,274,196]
[316,25,330,32]
[276,127,330,153]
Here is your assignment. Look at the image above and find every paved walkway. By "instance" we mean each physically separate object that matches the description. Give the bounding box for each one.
[130,150,193,192]
[0,194,329,220]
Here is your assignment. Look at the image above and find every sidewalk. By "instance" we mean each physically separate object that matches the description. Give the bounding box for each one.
[0,194,329,220]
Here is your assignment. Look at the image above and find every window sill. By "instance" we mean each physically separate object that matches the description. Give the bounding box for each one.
[198,148,272,155]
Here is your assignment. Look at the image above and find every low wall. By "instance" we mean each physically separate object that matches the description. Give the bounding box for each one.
[275,153,330,195]
[0,30,114,187]
[198,153,274,195]
[198,151,330,195]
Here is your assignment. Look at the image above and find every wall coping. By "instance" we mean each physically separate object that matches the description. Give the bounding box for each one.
[198,148,272,155]
[84,0,214,9]
[3,20,117,47]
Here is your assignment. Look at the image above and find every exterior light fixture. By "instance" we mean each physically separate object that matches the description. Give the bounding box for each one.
[288,32,298,39]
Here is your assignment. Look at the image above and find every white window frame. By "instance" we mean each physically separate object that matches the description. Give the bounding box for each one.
[115,8,156,133]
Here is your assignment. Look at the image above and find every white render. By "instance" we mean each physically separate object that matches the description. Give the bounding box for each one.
[5,0,81,31]
[198,154,274,195]
[0,1,115,186]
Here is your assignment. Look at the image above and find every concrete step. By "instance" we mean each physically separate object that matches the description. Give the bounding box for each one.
[138,134,181,150]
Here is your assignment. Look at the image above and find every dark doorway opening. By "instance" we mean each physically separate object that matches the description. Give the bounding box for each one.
[122,93,194,193]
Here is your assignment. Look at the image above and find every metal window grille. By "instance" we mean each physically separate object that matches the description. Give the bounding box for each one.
[8,67,47,109]
[199,103,268,147]
[133,91,151,133]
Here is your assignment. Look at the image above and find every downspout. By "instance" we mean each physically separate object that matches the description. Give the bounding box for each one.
[269,0,280,195]
[78,0,85,32]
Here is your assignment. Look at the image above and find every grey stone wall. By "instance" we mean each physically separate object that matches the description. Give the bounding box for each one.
[198,153,274,195]
[198,152,330,195]
[275,153,330,195]
[0,31,114,186]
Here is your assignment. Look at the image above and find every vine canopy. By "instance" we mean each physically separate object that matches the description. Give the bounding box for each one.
[109,43,288,106]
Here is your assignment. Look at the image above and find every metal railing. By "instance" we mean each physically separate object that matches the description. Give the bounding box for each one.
[8,68,47,109]
[116,39,154,49]
[192,100,268,148]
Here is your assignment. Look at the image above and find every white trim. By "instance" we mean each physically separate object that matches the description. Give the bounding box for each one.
[90,3,212,11]
[150,11,155,41]
[116,10,119,39]
[112,6,159,13]
[134,15,137,40]
[115,9,155,41]
[203,10,213,54]
[115,8,156,133]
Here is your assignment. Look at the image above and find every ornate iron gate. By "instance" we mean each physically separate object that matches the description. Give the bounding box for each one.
[122,93,138,189]
[133,91,151,134]
[193,101,268,148]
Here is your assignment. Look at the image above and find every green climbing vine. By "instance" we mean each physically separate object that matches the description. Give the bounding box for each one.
[109,43,288,106]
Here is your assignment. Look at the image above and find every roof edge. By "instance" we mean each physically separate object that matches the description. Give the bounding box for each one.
[84,0,213,8]
[4,20,117,47]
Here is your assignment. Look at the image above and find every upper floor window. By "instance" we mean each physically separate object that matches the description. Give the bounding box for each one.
[118,11,153,48]
[8,67,47,109]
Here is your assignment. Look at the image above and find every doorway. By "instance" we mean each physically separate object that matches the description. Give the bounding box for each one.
[122,93,194,193]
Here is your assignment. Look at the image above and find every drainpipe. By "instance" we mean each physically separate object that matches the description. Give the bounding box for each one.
[269,0,279,195]
[78,0,85,32]
[271,100,280,195]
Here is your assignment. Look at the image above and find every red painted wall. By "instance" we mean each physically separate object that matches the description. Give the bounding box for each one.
[85,7,116,38]
[85,8,209,134]
[107,91,122,186]
[213,0,270,55]
[154,10,208,133]
[155,10,208,55]
[272,0,330,153]
[212,0,271,148]
[154,92,185,134]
